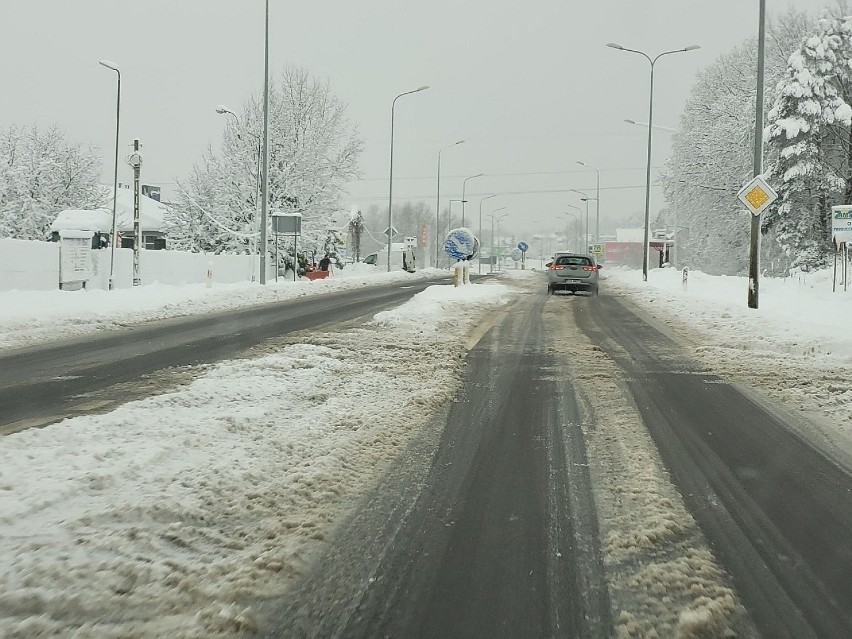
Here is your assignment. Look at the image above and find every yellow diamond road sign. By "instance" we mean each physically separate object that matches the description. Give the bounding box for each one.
[737,175,778,216]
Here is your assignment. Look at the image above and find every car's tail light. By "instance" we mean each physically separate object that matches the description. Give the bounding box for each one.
[550,264,564,270]
[582,266,597,271]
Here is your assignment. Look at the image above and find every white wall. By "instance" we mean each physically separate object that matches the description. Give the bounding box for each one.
[1,239,254,291]
[0,238,59,291]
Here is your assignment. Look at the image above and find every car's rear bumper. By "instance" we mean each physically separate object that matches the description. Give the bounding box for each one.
[549,281,596,292]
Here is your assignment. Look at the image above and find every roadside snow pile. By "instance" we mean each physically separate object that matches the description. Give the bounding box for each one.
[0,282,510,638]
[0,268,449,352]
[606,267,852,455]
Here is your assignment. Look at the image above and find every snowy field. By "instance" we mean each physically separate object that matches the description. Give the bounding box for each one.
[0,278,511,637]
[0,264,449,352]
[604,266,852,463]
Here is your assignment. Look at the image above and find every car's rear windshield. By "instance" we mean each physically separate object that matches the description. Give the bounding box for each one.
[555,255,593,266]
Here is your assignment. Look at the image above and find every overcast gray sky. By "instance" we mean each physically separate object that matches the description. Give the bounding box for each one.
[0,0,833,240]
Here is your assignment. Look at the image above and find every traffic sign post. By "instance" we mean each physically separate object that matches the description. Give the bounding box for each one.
[738,174,778,309]
[517,241,528,270]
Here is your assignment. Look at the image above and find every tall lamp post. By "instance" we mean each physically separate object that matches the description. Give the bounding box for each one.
[569,189,596,249]
[387,84,430,271]
[99,60,120,290]
[436,140,465,267]
[216,105,262,281]
[576,161,600,241]
[478,194,498,274]
[461,172,484,226]
[489,207,508,274]
[259,0,271,284]
[564,205,582,250]
[607,41,700,281]
[448,199,466,229]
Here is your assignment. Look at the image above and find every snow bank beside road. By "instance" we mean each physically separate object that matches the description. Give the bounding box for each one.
[0,281,511,637]
[606,267,852,457]
[0,267,448,352]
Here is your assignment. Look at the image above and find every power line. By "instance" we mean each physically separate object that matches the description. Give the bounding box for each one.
[348,184,663,203]
[350,165,667,182]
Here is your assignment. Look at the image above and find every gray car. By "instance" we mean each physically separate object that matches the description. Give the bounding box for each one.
[546,253,601,295]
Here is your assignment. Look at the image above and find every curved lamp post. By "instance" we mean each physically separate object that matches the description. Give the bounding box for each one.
[569,188,595,248]
[216,104,262,281]
[576,161,600,241]
[489,207,508,274]
[436,140,465,267]
[461,172,484,226]
[99,59,120,290]
[607,41,700,281]
[387,84,430,271]
[563,205,582,251]
[478,194,498,274]
[448,199,466,229]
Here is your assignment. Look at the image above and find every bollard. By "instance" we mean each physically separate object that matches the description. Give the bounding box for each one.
[463,260,471,285]
[682,266,688,287]
[206,261,214,288]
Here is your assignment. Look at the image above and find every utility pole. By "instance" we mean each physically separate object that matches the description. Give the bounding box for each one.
[748,0,767,309]
[126,138,143,286]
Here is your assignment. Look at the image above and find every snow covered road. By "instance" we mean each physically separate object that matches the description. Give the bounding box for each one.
[0,280,511,637]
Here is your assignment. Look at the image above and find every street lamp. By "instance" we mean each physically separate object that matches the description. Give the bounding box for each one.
[436,140,465,267]
[258,0,272,283]
[569,188,596,248]
[576,161,601,242]
[448,199,467,229]
[461,172,484,226]
[624,118,676,133]
[489,207,508,274]
[99,59,120,290]
[387,84,430,271]
[580,197,592,251]
[563,206,581,251]
[607,41,700,281]
[216,104,262,282]
[478,194,498,274]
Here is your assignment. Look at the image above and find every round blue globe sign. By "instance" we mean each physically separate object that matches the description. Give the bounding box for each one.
[517,241,529,252]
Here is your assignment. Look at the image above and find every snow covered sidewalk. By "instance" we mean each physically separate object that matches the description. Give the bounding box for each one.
[604,267,852,460]
[0,281,511,638]
[0,266,449,352]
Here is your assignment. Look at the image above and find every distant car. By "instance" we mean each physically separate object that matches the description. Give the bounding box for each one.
[547,253,601,295]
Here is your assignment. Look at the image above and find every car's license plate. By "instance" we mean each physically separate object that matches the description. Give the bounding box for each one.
[565,279,581,283]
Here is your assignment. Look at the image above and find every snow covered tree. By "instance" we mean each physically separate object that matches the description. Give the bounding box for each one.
[0,125,103,240]
[167,66,362,259]
[766,8,852,269]
[661,9,813,274]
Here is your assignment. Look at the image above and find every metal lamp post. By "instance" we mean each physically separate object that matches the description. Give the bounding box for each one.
[99,60,120,290]
[436,140,465,267]
[258,0,271,283]
[387,84,430,271]
[448,199,466,229]
[489,207,508,274]
[563,206,581,250]
[576,161,601,241]
[461,172,484,226]
[607,41,700,281]
[624,118,676,133]
[478,194,498,274]
[569,189,596,249]
[216,104,262,282]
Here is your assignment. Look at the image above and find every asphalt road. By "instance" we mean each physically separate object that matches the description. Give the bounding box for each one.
[259,282,852,638]
[578,294,852,638]
[0,277,449,435]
